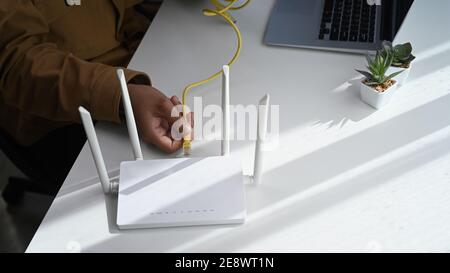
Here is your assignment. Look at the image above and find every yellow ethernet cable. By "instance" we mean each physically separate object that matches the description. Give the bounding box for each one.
[182,0,251,156]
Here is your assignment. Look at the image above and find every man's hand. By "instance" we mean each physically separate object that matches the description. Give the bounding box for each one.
[127,84,189,154]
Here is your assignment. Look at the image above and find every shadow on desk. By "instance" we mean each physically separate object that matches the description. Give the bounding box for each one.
[85,92,450,252]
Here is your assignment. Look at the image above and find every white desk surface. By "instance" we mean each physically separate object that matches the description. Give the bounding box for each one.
[27,0,450,252]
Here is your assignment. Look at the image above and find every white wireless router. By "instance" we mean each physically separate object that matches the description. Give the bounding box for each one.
[78,66,270,229]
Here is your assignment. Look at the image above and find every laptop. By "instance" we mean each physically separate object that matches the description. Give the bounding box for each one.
[264,0,414,54]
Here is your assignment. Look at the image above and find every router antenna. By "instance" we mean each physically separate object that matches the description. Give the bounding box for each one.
[221,65,231,156]
[117,69,144,161]
[79,107,114,194]
[252,94,270,185]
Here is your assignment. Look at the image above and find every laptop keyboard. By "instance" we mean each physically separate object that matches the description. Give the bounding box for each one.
[319,0,377,43]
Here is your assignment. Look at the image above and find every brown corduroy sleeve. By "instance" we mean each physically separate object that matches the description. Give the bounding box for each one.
[0,0,150,124]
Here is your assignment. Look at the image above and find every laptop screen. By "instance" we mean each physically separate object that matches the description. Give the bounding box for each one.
[381,0,415,41]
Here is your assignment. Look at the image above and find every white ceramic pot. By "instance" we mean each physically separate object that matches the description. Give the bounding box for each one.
[386,65,411,86]
[360,80,398,109]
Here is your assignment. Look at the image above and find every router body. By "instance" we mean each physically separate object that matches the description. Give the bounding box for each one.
[117,156,245,229]
[79,66,269,229]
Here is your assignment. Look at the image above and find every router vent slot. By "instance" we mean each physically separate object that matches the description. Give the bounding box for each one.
[149,209,216,216]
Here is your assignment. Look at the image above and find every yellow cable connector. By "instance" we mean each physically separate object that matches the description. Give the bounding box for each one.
[182,0,251,156]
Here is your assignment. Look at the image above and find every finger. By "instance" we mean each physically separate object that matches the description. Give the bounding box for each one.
[170,96,181,105]
[160,118,169,131]
[159,99,180,125]
[147,128,183,153]
[166,96,192,139]
[172,96,192,126]
[188,111,194,127]
[186,112,194,140]
[169,118,191,139]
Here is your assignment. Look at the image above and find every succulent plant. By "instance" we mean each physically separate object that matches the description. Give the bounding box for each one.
[382,41,416,67]
[356,50,403,87]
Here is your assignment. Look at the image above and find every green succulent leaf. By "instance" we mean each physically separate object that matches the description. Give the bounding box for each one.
[357,49,399,86]
[366,55,373,65]
[386,70,403,81]
[365,81,380,86]
[389,42,415,66]
[382,40,393,50]
[356,69,373,80]
[394,43,412,58]
[405,54,416,63]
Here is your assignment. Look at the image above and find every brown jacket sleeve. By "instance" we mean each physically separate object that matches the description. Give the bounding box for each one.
[0,0,150,124]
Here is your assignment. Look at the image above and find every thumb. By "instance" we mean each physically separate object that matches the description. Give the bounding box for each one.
[159,98,180,126]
